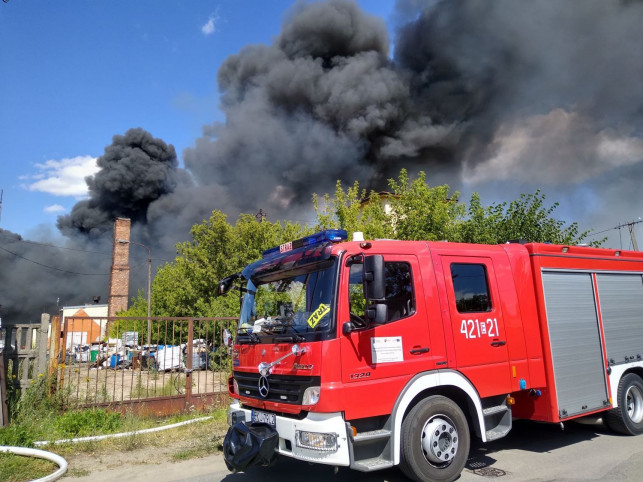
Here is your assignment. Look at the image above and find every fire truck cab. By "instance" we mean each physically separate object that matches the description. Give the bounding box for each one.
[220,230,643,481]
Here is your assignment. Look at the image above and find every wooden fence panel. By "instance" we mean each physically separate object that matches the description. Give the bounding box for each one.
[0,315,50,396]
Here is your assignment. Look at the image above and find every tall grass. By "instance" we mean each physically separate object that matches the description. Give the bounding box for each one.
[0,373,123,446]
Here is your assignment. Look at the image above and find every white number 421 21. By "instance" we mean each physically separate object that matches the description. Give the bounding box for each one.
[460,318,499,339]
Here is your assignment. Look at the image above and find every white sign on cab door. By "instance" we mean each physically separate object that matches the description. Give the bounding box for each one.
[371,336,403,363]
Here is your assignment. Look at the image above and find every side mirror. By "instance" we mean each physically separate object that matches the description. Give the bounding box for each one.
[364,255,385,300]
[217,273,241,296]
[366,303,388,324]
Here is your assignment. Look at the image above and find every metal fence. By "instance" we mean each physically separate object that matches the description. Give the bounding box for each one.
[55,316,237,416]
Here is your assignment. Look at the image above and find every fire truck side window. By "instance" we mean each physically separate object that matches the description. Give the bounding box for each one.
[450,263,492,313]
[349,261,415,323]
[349,264,366,319]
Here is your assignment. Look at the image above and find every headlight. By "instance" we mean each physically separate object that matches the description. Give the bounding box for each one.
[295,430,338,452]
[302,386,320,405]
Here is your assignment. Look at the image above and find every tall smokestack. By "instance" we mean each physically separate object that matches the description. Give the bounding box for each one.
[108,217,131,317]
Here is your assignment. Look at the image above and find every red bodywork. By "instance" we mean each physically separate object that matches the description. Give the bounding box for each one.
[229,240,643,425]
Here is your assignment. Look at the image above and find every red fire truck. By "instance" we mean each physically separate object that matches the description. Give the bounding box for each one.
[220,230,643,481]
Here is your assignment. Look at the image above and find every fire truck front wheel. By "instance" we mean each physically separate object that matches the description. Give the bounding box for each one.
[400,395,470,482]
[605,373,643,435]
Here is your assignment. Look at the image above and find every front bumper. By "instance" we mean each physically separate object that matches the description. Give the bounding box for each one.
[226,400,350,467]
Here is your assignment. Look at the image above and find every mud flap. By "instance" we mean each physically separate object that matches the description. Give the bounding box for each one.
[223,422,279,472]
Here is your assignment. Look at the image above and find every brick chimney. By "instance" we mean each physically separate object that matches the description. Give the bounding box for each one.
[108,217,131,317]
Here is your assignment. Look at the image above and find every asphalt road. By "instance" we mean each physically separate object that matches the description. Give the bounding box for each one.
[68,417,643,482]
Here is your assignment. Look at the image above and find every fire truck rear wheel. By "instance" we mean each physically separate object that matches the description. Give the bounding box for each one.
[400,395,470,482]
[605,373,643,435]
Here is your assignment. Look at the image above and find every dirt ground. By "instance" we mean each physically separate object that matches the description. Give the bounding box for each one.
[57,415,229,480]
[59,363,229,403]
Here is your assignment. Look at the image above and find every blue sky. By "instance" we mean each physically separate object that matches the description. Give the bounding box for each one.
[1,0,642,249]
[0,0,392,238]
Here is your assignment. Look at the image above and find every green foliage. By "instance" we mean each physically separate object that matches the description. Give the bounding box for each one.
[8,374,66,425]
[458,190,596,245]
[314,169,596,246]
[209,349,232,372]
[1,375,58,447]
[313,180,393,239]
[119,290,149,317]
[123,169,598,318]
[147,211,310,317]
[0,452,56,482]
[54,409,122,437]
[387,169,465,241]
[0,424,36,446]
[0,374,117,447]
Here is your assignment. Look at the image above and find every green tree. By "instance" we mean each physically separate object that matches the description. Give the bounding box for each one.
[136,211,309,319]
[313,180,393,239]
[387,169,465,241]
[313,169,596,246]
[124,170,599,321]
[458,190,596,245]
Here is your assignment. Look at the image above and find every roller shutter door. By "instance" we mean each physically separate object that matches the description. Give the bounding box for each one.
[542,271,609,418]
[596,273,643,365]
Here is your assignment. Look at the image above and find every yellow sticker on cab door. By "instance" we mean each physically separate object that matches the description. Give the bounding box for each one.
[307,303,330,328]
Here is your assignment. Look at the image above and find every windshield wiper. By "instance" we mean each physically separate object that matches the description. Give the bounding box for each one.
[274,334,306,343]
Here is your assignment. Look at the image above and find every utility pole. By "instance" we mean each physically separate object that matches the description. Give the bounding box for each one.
[614,218,642,251]
[255,209,266,223]
[0,189,3,225]
[627,220,640,251]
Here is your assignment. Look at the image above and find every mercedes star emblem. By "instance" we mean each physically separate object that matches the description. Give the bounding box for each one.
[258,375,270,398]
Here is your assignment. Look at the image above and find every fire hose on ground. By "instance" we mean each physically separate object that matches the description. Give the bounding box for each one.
[0,446,67,482]
[1,416,213,481]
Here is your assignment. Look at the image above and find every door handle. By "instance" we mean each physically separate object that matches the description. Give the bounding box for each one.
[410,347,430,355]
[490,340,506,347]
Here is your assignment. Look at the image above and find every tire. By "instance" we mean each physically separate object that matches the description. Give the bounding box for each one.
[400,395,470,482]
[604,373,643,435]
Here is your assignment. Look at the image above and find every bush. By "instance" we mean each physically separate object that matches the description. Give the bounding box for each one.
[54,409,122,437]
[8,373,67,424]
[0,423,36,446]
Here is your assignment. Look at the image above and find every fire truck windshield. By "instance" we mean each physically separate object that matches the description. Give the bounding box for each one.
[237,258,338,341]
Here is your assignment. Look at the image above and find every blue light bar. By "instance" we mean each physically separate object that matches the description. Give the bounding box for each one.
[262,229,348,258]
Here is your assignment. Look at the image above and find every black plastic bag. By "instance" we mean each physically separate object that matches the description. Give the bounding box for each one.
[223,421,279,472]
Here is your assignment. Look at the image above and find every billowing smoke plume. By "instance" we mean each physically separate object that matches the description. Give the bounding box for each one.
[2,0,643,322]
[0,229,113,322]
[183,0,461,215]
[1,129,192,322]
[57,128,185,236]
[183,0,643,228]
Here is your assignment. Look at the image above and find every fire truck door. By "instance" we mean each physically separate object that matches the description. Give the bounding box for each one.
[339,254,434,415]
[440,256,512,395]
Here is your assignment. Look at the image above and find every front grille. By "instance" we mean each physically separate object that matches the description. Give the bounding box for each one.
[234,370,321,404]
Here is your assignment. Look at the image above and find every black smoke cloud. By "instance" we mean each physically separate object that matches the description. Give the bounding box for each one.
[3,0,643,322]
[1,128,191,322]
[0,229,113,322]
[182,0,643,227]
[183,0,461,216]
[57,128,184,236]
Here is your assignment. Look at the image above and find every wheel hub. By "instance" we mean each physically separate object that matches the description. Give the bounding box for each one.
[421,416,459,465]
[626,384,643,423]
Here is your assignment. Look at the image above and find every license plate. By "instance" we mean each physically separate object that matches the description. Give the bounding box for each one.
[251,409,276,427]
